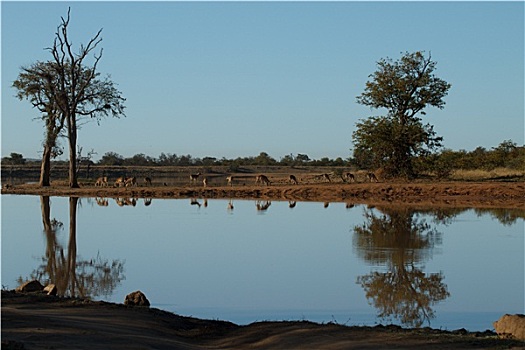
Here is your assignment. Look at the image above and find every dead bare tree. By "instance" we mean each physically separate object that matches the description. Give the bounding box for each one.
[46,8,125,187]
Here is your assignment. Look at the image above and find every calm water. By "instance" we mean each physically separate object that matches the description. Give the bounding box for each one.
[2,195,523,331]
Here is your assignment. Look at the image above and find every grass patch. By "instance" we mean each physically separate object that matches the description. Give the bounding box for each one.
[450,168,525,181]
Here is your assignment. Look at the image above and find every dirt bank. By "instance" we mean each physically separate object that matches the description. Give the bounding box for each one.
[2,291,524,350]
[3,181,524,209]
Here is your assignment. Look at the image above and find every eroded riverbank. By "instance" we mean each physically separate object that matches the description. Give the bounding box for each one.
[3,181,524,209]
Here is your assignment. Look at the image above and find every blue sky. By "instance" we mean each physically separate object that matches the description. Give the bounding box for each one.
[2,1,523,162]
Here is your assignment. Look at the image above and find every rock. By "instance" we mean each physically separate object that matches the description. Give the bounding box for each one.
[15,280,44,293]
[493,314,525,340]
[44,284,58,296]
[124,290,150,307]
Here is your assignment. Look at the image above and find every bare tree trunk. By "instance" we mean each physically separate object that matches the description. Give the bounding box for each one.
[39,146,52,187]
[68,115,79,188]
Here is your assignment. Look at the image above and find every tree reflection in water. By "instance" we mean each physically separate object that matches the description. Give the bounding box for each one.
[18,196,125,299]
[353,207,450,328]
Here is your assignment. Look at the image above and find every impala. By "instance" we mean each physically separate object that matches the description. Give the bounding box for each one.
[226,175,234,187]
[125,177,137,187]
[95,176,108,187]
[343,172,355,183]
[367,172,379,183]
[190,172,202,184]
[255,174,271,186]
[114,177,126,187]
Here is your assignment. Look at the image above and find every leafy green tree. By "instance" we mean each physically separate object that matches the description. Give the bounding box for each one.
[202,157,217,166]
[333,157,345,166]
[2,152,27,165]
[295,154,311,164]
[280,154,295,166]
[177,155,193,166]
[492,140,519,169]
[157,153,179,166]
[354,51,451,178]
[254,152,277,166]
[13,61,66,186]
[126,153,154,166]
[98,152,124,166]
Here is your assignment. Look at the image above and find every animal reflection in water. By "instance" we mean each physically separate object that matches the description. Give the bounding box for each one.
[96,197,152,207]
[94,198,362,211]
[256,200,271,211]
[189,198,209,208]
[95,197,109,207]
[115,198,137,207]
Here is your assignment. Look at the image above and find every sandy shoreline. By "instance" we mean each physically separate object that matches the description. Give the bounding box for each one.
[3,291,525,350]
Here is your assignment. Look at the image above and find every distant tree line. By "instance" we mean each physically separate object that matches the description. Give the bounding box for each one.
[417,140,525,178]
[95,151,349,168]
[4,140,523,175]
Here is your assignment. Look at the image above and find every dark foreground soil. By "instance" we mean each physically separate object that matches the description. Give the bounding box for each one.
[2,291,524,350]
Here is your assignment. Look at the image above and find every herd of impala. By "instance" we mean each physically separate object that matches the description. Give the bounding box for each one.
[93,171,379,188]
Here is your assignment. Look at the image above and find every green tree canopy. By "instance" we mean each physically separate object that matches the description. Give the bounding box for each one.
[354,51,451,178]
[2,152,26,165]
